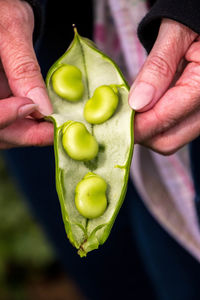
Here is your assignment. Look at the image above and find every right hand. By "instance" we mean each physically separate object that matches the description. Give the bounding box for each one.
[129,19,200,155]
[0,0,53,149]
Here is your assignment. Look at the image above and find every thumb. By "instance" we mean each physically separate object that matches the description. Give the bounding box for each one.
[0,28,53,116]
[129,19,197,111]
[0,97,37,129]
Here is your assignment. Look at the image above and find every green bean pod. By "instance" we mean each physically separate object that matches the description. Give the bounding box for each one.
[46,29,134,257]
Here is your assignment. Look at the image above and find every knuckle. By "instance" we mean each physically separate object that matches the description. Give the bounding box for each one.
[0,119,9,130]
[158,146,177,156]
[25,126,45,146]
[146,55,173,78]
[0,1,33,32]
[152,108,176,134]
[32,135,45,147]
[12,58,41,81]
[151,136,178,156]
[184,63,200,89]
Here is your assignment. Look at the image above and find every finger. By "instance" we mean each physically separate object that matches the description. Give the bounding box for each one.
[142,108,200,155]
[129,19,197,111]
[0,21,53,116]
[0,61,11,98]
[0,142,18,149]
[0,119,54,146]
[0,97,37,129]
[134,59,200,144]
[185,39,200,63]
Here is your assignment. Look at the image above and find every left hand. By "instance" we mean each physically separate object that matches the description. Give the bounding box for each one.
[129,18,200,155]
[0,0,53,149]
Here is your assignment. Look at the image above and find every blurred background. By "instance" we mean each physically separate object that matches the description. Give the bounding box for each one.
[0,155,85,300]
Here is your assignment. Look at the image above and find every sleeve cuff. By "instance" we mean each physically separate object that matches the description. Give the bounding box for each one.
[138,0,200,53]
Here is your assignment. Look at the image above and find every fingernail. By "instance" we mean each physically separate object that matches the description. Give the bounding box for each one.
[18,104,38,118]
[129,82,155,110]
[27,87,53,116]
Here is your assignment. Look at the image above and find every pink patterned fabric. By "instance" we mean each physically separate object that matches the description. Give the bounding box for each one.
[93,0,200,262]
[93,0,147,82]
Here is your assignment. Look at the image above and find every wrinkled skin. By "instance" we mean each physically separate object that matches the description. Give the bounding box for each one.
[1,3,200,156]
[129,18,200,155]
[0,0,53,148]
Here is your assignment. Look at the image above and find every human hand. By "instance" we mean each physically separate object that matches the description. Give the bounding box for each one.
[0,0,53,149]
[129,18,200,155]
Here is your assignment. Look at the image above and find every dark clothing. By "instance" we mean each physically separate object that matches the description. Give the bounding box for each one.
[25,0,200,52]
[139,0,200,53]
[138,0,200,52]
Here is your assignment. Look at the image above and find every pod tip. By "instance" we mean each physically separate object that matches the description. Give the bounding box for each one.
[72,24,78,34]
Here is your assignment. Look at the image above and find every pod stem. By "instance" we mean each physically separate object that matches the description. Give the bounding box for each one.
[72,24,78,35]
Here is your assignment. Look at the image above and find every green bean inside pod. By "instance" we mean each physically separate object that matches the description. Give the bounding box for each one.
[62,121,98,161]
[46,29,134,257]
[84,85,119,124]
[51,64,84,101]
[75,172,107,219]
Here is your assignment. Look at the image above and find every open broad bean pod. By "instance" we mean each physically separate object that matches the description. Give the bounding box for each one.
[46,29,134,257]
